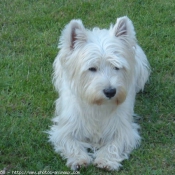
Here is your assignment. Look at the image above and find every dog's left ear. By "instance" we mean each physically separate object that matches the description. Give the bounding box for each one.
[112,16,136,40]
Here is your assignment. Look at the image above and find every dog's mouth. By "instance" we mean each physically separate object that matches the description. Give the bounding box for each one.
[92,98,104,105]
[86,86,127,106]
[91,90,126,106]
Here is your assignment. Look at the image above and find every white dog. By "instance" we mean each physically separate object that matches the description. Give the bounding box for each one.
[48,16,150,171]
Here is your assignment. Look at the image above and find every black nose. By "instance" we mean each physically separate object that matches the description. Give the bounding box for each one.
[103,88,116,98]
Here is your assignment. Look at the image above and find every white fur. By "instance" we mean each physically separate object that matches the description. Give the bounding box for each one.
[48,16,150,171]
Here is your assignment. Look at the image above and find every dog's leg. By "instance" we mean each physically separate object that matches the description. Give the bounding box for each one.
[63,139,92,170]
[49,124,92,171]
[94,144,123,171]
[93,123,140,171]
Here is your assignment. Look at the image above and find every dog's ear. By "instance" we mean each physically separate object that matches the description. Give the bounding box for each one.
[113,16,136,39]
[59,19,87,50]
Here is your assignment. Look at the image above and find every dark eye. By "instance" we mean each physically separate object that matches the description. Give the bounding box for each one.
[114,67,119,71]
[88,67,97,72]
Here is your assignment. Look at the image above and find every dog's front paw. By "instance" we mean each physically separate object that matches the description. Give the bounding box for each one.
[66,155,92,171]
[94,158,122,171]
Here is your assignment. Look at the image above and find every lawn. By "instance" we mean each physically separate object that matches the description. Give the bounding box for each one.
[0,0,175,174]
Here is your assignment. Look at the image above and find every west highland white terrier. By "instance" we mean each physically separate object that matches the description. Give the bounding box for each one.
[48,16,150,171]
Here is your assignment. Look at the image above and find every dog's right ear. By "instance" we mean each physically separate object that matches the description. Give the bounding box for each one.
[59,20,87,50]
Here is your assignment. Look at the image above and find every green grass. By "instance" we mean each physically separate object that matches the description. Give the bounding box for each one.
[0,0,175,174]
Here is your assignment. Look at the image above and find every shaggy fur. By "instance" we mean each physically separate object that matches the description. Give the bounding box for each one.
[48,16,150,171]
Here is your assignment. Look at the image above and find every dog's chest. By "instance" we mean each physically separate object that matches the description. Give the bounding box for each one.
[83,119,106,146]
[80,105,116,146]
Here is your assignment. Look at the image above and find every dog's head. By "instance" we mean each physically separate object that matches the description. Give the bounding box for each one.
[56,17,138,105]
